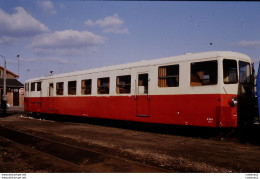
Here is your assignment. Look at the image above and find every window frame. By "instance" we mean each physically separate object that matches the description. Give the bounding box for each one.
[239,61,251,84]
[97,77,110,94]
[31,82,35,91]
[116,75,131,94]
[158,64,179,87]
[223,59,238,84]
[81,79,92,95]
[36,82,41,91]
[56,82,64,96]
[25,83,29,92]
[68,80,77,95]
[49,83,54,97]
[138,73,149,94]
[190,60,218,86]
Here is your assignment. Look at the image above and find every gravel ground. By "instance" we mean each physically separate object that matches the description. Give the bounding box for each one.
[0,107,260,173]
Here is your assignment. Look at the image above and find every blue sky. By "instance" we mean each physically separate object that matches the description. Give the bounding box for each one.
[0,1,260,83]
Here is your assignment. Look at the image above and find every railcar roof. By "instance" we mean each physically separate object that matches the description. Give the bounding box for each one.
[26,51,251,82]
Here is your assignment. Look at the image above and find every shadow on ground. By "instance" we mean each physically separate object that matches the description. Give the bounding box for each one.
[27,113,260,146]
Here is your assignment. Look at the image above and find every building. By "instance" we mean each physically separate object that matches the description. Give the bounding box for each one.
[0,66,24,106]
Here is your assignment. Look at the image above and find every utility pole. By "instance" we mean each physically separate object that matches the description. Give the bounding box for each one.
[0,54,7,112]
[17,55,20,78]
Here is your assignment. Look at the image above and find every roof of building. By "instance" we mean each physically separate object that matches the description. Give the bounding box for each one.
[0,66,19,78]
[0,79,24,88]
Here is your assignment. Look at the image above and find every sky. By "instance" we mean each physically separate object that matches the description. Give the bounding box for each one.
[0,1,260,83]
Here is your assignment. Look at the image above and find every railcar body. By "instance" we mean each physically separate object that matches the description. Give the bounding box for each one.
[24,51,254,127]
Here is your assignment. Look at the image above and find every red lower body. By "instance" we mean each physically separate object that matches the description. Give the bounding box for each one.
[24,94,238,127]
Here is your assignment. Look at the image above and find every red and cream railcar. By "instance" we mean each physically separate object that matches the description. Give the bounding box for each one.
[24,51,254,127]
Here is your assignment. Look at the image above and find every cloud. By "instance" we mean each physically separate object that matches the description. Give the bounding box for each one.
[85,19,95,27]
[0,7,49,43]
[0,36,16,45]
[238,40,260,48]
[104,27,129,34]
[95,14,124,28]
[38,1,56,15]
[8,56,70,65]
[42,57,71,64]
[59,3,66,9]
[31,30,106,56]
[85,14,129,34]
[32,57,70,64]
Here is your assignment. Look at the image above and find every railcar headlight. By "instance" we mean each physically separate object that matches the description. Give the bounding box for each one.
[229,96,238,107]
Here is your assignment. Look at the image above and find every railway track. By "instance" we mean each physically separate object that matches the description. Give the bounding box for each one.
[0,125,168,173]
[30,113,260,145]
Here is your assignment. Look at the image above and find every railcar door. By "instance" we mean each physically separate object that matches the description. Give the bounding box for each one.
[135,73,150,117]
[35,81,43,112]
[47,83,55,113]
[38,81,43,108]
[237,61,254,126]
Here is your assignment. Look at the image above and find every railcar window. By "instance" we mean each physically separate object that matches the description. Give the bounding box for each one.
[239,61,251,84]
[138,74,148,94]
[116,75,131,94]
[190,60,217,86]
[81,79,92,95]
[31,83,35,91]
[49,83,54,96]
[68,81,77,95]
[25,83,29,92]
[158,65,179,87]
[37,82,41,91]
[56,82,64,95]
[97,77,110,94]
[223,59,238,84]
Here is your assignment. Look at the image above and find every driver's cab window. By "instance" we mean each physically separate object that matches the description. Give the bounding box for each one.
[223,59,238,84]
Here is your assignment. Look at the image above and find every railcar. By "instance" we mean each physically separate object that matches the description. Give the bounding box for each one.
[24,51,255,128]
